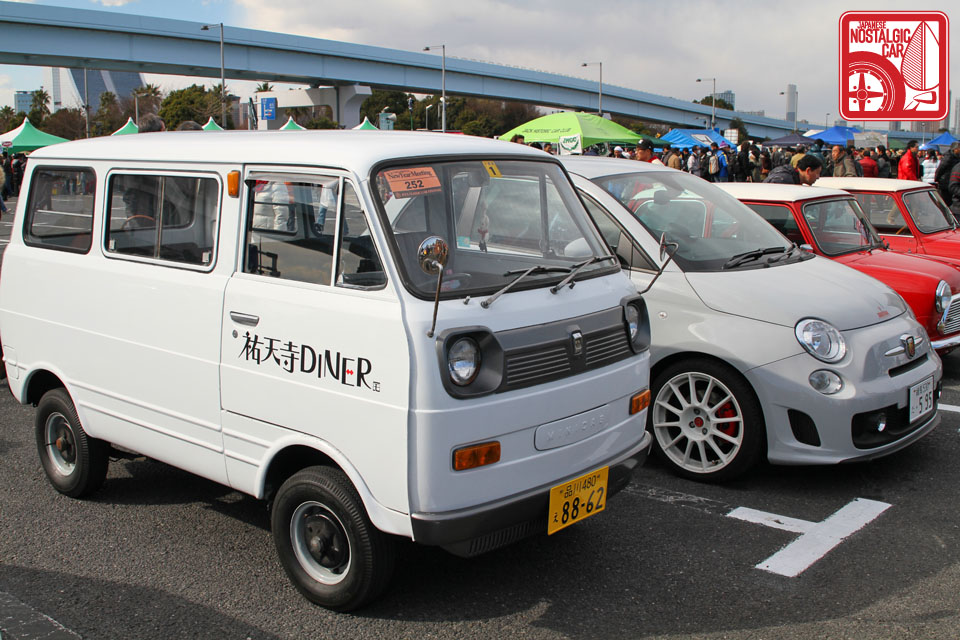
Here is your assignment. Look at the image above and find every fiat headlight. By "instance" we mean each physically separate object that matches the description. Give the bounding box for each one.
[935,280,951,313]
[795,318,846,363]
[448,337,481,386]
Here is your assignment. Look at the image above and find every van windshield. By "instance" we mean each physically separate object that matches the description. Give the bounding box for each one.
[374,159,615,299]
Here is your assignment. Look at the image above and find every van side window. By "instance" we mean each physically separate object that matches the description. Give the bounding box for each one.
[337,182,386,288]
[105,174,219,266]
[24,167,95,253]
[244,175,339,286]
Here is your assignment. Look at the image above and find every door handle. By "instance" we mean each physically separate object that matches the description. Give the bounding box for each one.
[229,312,260,327]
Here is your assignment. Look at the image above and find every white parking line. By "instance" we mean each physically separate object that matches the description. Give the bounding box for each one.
[938,403,960,413]
[727,498,891,577]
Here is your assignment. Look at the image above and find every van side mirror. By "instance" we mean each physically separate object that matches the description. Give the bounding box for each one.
[419,236,450,338]
[640,233,679,295]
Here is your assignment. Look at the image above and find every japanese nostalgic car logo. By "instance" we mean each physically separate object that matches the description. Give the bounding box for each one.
[571,330,584,356]
[901,334,917,358]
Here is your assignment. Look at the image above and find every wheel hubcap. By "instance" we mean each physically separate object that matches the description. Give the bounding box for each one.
[290,501,351,585]
[653,372,744,474]
[44,412,76,476]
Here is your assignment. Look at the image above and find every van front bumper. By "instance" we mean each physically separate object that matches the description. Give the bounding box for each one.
[410,432,651,557]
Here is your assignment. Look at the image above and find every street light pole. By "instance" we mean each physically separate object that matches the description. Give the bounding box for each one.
[696,77,716,130]
[581,62,602,115]
[202,23,226,128]
[423,45,446,132]
[425,104,433,131]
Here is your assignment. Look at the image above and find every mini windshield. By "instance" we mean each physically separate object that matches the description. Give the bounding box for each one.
[903,189,955,233]
[591,170,792,271]
[800,198,880,255]
[374,159,614,299]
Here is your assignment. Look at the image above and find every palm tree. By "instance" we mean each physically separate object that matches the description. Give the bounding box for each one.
[30,89,51,117]
[255,82,274,93]
[132,83,163,117]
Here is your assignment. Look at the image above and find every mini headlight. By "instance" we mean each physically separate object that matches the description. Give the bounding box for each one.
[795,318,847,363]
[809,370,843,395]
[936,280,952,313]
[448,337,481,386]
[625,304,640,341]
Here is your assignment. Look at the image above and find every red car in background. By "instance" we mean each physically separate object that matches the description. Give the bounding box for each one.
[718,183,960,354]
[815,177,960,258]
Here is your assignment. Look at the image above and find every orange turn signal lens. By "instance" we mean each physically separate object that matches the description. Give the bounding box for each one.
[227,170,240,198]
[453,441,501,471]
[630,389,651,415]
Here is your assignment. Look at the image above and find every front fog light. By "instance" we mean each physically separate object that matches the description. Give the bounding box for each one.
[448,337,481,386]
[809,370,843,395]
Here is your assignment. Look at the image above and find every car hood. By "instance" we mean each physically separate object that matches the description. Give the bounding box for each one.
[684,255,906,331]
[842,248,960,283]
[920,230,960,258]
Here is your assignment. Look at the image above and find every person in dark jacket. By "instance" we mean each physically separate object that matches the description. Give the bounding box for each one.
[764,154,822,185]
[875,145,892,178]
[949,160,960,222]
[935,143,960,206]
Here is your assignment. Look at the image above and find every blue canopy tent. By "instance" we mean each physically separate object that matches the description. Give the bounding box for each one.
[804,125,861,146]
[920,131,958,150]
[661,129,736,150]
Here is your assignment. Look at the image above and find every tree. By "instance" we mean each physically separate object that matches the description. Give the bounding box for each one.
[305,115,338,130]
[28,88,51,127]
[131,83,163,118]
[360,90,414,129]
[159,84,227,130]
[0,105,17,133]
[91,91,124,136]
[694,95,734,111]
[728,117,749,145]
[42,107,86,140]
[255,82,274,93]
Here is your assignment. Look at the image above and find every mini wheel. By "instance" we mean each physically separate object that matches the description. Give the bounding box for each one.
[650,358,764,481]
[35,388,110,498]
[271,466,395,611]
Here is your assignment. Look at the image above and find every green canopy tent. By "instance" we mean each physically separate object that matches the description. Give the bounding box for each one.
[352,117,379,130]
[111,117,139,135]
[0,117,69,154]
[202,117,224,131]
[499,112,649,149]
[280,116,306,130]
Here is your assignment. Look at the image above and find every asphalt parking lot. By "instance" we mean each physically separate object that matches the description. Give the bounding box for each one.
[1,206,960,639]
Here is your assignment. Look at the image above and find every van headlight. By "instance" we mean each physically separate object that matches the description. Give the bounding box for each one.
[448,337,481,386]
[936,281,951,313]
[795,318,846,363]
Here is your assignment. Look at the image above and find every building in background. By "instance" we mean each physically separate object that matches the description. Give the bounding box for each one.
[48,67,145,113]
[716,89,735,109]
[783,84,797,125]
[14,90,32,114]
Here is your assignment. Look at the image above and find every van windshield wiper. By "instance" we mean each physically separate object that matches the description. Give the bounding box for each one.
[722,246,788,270]
[481,264,571,308]
[550,255,617,294]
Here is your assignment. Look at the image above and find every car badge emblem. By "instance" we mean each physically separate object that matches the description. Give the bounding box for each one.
[901,335,916,358]
[571,330,584,356]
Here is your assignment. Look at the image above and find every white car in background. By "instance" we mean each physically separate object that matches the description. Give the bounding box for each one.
[561,157,942,481]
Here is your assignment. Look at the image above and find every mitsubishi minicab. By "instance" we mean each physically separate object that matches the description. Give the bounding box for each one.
[0,131,653,610]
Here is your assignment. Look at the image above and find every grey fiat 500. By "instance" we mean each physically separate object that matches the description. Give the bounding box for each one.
[561,156,942,481]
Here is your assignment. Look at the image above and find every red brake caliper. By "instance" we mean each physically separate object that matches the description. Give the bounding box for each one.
[716,402,737,436]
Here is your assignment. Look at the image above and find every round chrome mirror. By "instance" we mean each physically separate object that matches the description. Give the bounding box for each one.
[417,236,449,275]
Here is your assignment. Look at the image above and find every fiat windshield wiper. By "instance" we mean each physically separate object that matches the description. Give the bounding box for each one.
[481,264,571,308]
[722,246,788,269]
[550,255,617,294]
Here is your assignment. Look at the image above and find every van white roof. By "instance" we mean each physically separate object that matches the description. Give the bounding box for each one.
[29,130,551,177]
[815,177,935,192]
[716,182,850,202]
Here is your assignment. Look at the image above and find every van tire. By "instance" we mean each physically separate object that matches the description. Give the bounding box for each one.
[35,388,110,498]
[271,466,395,611]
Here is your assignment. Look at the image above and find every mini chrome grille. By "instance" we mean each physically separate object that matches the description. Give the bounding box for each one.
[941,294,960,334]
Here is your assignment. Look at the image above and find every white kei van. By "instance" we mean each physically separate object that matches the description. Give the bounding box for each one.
[0,130,653,610]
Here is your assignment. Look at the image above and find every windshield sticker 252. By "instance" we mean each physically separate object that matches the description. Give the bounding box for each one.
[237,331,380,392]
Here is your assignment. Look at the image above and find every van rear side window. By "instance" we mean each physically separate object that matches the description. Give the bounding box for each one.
[24,167,95,253]
[105,174,220,266]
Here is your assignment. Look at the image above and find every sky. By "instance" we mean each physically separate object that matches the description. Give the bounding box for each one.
[1,0,958,132]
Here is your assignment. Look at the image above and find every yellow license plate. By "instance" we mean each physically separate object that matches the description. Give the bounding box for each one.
[547,466,608,535]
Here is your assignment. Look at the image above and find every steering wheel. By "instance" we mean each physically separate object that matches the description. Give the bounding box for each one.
[122,215,156,230]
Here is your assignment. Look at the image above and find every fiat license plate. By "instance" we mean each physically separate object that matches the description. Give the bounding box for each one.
[909,376,934,423]
[547,466,608,535]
